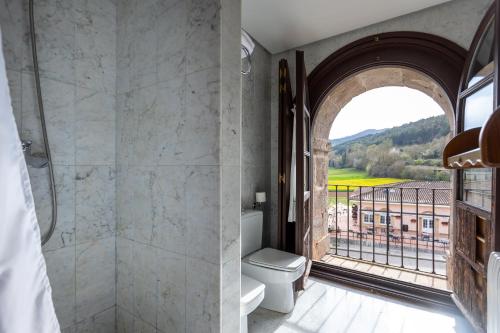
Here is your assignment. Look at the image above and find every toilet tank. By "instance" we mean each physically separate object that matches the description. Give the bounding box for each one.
[241,210,263,258]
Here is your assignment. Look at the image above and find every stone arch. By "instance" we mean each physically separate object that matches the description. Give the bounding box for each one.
[311,66,455,259]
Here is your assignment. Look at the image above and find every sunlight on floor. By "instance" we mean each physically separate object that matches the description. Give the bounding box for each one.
[248,277,472,333]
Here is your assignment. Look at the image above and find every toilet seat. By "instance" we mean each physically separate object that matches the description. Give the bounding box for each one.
[241,275,265,316]
[247,248,306,272]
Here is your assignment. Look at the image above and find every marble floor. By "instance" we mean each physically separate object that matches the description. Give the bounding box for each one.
[248,277,473,333]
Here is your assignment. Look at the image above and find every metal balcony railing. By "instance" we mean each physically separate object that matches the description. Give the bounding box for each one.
[328,184,451,276]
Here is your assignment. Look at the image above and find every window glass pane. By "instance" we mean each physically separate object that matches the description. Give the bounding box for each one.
[463,82,493,130]
[462,169,492,211]
[467,20,494,88]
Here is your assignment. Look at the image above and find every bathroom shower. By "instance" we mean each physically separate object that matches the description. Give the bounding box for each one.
[25,0,57,245]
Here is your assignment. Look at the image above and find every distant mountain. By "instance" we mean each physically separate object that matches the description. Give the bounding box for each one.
[331,129,386,146]
[332,115,449,153]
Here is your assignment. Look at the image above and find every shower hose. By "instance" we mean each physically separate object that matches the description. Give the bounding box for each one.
[29,0,57,246]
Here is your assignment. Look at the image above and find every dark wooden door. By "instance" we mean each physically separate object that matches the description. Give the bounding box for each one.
[295,50,313,289]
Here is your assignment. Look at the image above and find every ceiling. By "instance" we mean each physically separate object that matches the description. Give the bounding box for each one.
[242,0,452,54]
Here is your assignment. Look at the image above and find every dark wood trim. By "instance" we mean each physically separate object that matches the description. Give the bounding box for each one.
[307,32,467,119]
[296,50,305,262]
[459,74,494,99]
[493,0,500,253]
[452,295,485,333]
[311,262,460,314]
[278,60,294,252]
[456,5,495,135]
[456,200,492,220]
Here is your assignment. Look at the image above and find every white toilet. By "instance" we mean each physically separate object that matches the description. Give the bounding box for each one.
[241,274,265,333]
[241,210,306,314]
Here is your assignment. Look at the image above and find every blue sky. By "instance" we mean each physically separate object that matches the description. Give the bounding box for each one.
[329,87,445,140]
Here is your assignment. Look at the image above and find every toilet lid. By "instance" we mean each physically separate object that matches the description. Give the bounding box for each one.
[241,275,265,305]
[247,248,306,272]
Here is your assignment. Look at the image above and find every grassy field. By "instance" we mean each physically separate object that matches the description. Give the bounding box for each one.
[328,168,407,192]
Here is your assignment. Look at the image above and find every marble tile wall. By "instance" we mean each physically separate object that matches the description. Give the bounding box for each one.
[116,0,241,332]
[2,0,242,331]
[0,0,116,331]
[268,0,492,248]
[241,39,272,246]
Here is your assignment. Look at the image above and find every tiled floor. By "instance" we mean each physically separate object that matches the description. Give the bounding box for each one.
[248,277,473,333]
[320,254,449,290]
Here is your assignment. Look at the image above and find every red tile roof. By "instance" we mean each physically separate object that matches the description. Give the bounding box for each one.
[348,181,451,205]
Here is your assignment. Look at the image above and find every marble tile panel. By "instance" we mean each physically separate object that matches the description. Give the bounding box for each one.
[75,306,115,333]
[156,0,187,83]
[74,12,116,94]
[42,165,76,251]
[75,166,115,243]
[6,69,22,131]
[117,85,157,165]
[115,91,135,166]
[75,119,115,165]
[221,165,240,263]
[186,0,220,74]
[150,166,187,255]
[21,73,76,165]
[128,15,157,92]
[220,67,241,167]
[44,246,76,329]
[117,306,134,333]
[73,0,116,19]
[75,238,116,322]
[25,0,76,83]
[186,257,220,333]
[221,256,240,333]
[76,88,115,122]
[151,78,186,166]
[117,237,135,313]
[117,306,159,333]
[0,0,26,71]
[156,248,186,333]
[185,166,220,265]
[115,166,140,240]
[132,241,157,326]
[117,165,187,252]
[182,68,220,165]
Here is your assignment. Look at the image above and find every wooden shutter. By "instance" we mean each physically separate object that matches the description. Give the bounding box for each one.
[278,59,294,252]
[295,50,313,290]
[448,2,499,331]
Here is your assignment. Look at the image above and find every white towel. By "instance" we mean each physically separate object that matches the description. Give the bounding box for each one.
[241,29,255,59]
[0,28,60,333]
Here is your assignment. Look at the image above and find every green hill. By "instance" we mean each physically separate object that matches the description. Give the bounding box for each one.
[330,115,451,181]
[332,115,449,153]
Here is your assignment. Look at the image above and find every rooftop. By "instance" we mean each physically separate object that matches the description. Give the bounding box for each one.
[348,181,451,205]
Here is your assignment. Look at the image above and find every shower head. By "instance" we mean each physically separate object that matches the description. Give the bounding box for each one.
[22,140,49,168]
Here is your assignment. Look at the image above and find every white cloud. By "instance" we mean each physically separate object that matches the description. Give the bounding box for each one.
[329,86,445,140]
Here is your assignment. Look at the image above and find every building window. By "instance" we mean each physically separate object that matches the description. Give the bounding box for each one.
[380,214,390,225]
[423,217,434,231]
[363,213,374,224]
